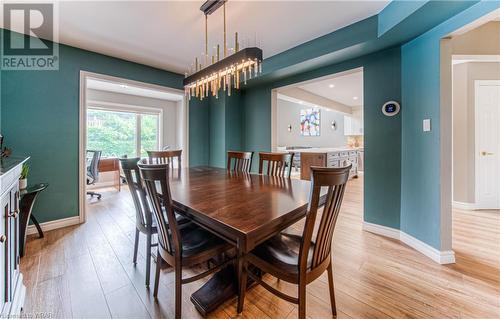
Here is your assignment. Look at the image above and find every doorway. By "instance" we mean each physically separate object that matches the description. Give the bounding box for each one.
[442,13,500,270]
[78,71,188,222]
[271,67,364,181]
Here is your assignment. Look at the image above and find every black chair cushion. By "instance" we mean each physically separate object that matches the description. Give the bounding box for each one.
[176,224,228,258]
[250,233,314,273]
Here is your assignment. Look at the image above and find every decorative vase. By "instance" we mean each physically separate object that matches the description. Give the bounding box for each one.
[19,178,27,190]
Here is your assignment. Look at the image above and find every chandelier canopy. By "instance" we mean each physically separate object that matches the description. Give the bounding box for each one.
[183,0,263,100]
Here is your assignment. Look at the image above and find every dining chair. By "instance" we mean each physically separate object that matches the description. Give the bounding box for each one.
[147,150,182,168]
[227,151,254,173]
[119,157,189,287]
[258,152,294,178]
[137,159,233,319]
[237,165,352,319]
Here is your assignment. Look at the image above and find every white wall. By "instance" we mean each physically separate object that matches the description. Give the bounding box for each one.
[87,89,180,149]
[452,62,500,203]
[277,98,347,148]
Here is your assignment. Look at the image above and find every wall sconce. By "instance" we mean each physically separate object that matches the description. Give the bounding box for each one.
[287,125,292,132]
[331,120,337,130]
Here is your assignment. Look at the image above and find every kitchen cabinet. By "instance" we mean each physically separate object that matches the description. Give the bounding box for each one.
[296,148,359,181]
[0,157,27,317]
[357,150,364,171]
[344,115,363,136]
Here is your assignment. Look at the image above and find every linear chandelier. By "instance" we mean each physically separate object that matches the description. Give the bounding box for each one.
[183,0,263,100]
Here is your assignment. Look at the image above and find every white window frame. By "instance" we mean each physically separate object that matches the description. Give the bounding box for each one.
[86,101,163,157]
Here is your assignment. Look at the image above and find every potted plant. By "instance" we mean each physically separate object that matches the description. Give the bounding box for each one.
[19,163,29,190]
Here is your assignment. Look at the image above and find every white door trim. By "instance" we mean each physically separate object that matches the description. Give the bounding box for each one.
[78,71,187,224]
[474,80,500,209]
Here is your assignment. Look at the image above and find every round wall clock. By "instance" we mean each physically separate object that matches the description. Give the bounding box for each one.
[382,101,400,116]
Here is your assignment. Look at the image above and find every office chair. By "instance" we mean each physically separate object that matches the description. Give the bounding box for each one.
[87,150,102,199]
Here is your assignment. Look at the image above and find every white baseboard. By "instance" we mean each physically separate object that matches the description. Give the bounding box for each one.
[362,221,400,240]
[362,221,456,264]
[27,216,81,236]
[453,201,499,210]
[452,201,478,210]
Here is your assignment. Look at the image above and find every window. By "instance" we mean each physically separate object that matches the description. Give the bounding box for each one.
[87,107,160,157]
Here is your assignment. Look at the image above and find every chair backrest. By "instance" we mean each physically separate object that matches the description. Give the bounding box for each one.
[258,152,294,177]
[119,157,152,230]
[299,165,351,273]
[138,159,180,258]
[87,150,102,183]
[147,150,182,169]
[227,151,254,173]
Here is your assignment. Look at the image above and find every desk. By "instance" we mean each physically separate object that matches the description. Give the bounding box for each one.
[167,167,324,315]
[98,157,121,191]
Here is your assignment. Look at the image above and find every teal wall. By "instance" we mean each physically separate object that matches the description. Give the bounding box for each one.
[1,30,184,223]
[209,95,226,167]
[240,48,402,229]
[242,86,272,172]
[188,98,210,166]
[205,92,244,168]
[400,1,499,250]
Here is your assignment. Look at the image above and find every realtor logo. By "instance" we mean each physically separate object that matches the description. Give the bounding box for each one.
[1,3,59,70]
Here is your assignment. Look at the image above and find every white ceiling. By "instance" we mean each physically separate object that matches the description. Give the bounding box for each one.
[87,78,184,101]
[1,1,389,73]
[299,71,364,106]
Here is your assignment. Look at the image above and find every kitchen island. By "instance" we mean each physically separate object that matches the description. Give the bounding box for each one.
[289,147,362,180]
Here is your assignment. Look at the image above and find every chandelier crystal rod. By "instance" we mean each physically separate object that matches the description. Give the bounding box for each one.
[183,0,263,100]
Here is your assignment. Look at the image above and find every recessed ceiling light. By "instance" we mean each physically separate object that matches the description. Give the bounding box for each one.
[329,84,335,88]
[299,101,304,104]
[353,96,359,100]
[120,84,128,89]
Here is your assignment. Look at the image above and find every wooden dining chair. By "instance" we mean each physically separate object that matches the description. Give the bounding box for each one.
[227,151,254,173]
[258,152,294,178]
[237,165,352,319]
[119,157,189,287]
[147,150,182,169]
[137,159,233,319]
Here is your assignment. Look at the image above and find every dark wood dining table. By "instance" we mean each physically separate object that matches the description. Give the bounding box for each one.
[168,166,324,315]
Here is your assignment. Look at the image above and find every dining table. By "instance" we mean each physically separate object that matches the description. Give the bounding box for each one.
[168,166,325,316]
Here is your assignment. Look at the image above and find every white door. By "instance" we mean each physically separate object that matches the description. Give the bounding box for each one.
[475,80,500,209]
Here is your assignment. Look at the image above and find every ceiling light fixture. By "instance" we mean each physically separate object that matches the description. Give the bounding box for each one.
[329,84,335,88]
[353,96,359,100]
[183,0,263,100]
[120,84,128,89]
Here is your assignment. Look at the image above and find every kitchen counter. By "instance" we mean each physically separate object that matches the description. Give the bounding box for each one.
[289,147,363,153]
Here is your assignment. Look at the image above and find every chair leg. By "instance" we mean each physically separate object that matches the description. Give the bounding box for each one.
[327,262,337,316]
[174,264,182,319]
[237,262,248,313]
[298,281,307,319]
[145,233,152,287]
[133,229,139,265]
[153,254,162,298]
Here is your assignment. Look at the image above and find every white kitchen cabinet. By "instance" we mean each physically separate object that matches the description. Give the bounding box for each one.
[344,115,363,136]
[0,157,27,317]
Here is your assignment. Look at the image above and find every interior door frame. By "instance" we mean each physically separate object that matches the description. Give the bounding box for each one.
[474,79,500,208]
[78,71,188,223]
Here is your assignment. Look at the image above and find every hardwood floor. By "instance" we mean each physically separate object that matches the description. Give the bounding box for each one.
[21,176,500,318]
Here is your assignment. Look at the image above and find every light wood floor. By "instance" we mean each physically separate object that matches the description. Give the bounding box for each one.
[21,176,500,319]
